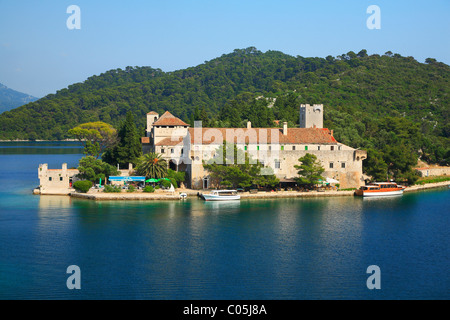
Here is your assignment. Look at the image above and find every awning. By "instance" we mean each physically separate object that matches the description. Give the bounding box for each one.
[109,176,146,182]
[145,178,171,183]
[318,177,340,184]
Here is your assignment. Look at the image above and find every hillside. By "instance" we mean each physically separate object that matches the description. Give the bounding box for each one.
[0,83,37,114]
[0,47,448,166]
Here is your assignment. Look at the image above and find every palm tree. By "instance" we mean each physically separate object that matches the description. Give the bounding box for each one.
[135,152,167,179]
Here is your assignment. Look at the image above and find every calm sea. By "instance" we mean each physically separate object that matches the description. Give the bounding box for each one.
[0,142,448,300]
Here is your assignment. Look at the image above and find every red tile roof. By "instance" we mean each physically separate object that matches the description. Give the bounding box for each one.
[155,137,184,146]
[143,127,338,145]
[147,111,159,115]
[152,111,189,127]
[187,127,337,145]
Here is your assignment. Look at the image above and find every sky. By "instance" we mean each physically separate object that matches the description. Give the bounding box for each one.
[0,0,449,98]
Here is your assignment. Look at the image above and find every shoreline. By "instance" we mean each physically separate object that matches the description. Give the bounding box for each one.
[37,181,449,201]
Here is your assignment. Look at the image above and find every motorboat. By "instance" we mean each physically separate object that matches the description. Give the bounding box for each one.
[355,182,405,197]
[179,192,187,200]
[201,190,241,201]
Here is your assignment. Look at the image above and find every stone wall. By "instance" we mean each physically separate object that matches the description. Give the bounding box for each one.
[416,167,450,177]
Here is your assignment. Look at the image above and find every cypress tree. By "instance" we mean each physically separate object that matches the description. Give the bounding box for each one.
[103,111,142,168]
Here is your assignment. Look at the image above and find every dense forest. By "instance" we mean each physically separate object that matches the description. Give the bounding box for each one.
[0,47,448,168]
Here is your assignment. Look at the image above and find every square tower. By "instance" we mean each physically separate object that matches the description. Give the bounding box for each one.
[299,104,323,128]
[146,111,159,137]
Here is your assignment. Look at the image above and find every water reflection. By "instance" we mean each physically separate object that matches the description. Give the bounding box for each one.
[202,201,241,214]
[39,195,73,210]
[362,195,403,201]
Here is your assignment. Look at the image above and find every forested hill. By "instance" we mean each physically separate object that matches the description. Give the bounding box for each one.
[0,47,448,164]
[0,83,37,114]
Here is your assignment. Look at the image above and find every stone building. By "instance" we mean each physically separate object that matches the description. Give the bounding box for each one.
[36,163,135,194]
[37,163,79,195]
[142,105,367,189]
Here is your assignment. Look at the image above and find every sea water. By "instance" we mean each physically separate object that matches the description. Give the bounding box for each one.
[0,142,448,299]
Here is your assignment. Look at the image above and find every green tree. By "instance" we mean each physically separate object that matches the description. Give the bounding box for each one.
[135,152,167,178]
[384,144,417,182]
[68,122,117,158]
[294,153,325,188]
[103,111,142,167]
[204,143,278,189]
[166,169,186,187]
[76,156,119,184]
[363,148,388,181]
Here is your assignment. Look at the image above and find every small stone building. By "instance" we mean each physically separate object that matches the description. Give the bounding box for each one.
[37,163,79,195]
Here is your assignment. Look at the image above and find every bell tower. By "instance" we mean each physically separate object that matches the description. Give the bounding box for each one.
[146,111,159,137]
[299,104,323,128]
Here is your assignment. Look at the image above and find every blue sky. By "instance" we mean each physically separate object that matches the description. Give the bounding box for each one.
[0,0,449,97]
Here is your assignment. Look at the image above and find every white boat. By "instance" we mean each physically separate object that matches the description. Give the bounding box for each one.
[201,190,241,201]
[355,182,405,197]
[179,192,187,200]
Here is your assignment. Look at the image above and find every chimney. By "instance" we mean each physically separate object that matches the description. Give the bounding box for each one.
[247,121,251,129]
[283,122,288,135]
[331,130,334,136]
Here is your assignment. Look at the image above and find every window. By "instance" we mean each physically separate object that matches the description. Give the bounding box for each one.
[341,163,346,168]
[257,146,260,151]
[171,148,174,154]
[269,146,272,151]
[60,177,63,181]
[318,146,321,150]
[305,146,308,151]
[244,146,247,151]
[49,177,52,181]
[331,146,334,151]
[181,148,184,155]
[329,162,334,169]
[281,145,284,151]
[275,160,281,169]
[292,146,296,151]
[161,148,165,153]
[338,146,342,151]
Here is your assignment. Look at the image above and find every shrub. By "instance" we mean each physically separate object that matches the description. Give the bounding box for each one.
[168,178,178,188]
[143,186,155,193]
[160,179,172,188]
[104,185,122,193]
[127,185,136,193]
[73,180,93,193]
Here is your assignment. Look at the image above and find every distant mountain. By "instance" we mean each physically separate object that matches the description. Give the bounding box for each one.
[0,83,38,113]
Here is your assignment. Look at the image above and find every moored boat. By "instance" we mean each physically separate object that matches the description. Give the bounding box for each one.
[201,190,241,201]
[355,182,405,197]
